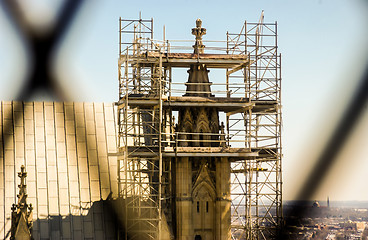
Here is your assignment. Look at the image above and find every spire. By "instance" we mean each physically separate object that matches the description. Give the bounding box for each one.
[192,18,206,54]
[11,165,33,240]
[184,19,213,97]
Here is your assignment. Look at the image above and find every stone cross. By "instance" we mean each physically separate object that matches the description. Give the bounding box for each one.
[192,19,206,54]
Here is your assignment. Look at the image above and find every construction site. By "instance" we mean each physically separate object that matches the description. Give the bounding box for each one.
[3,1,368,239]
[117,14,282,240]
[0,13,282,240]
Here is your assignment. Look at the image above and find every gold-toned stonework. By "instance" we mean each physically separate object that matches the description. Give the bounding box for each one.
[11,165,33,240]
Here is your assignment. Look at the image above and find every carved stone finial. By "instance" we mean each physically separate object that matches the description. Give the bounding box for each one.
[185,19,213,97]
[220,122,226,147]
[192,18,206,54]
[18,165,27,194]
[196,18,202,28]
[11,165,33,240]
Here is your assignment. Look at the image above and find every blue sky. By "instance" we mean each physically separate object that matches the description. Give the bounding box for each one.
[1,0,368,201]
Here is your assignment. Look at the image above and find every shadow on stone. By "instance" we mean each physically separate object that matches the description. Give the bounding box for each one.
[32,198,127,239]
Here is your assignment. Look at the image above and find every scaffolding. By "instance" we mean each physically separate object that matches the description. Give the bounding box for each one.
[117,14,282,239]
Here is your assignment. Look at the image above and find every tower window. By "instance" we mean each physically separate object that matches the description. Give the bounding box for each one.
[206,201,209,213]
[197,201,199,213]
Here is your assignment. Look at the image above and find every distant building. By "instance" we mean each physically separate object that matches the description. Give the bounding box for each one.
[340,221,365,232]
[312,200,320,208]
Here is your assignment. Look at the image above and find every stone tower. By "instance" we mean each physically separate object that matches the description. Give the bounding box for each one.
[174,19,231,240]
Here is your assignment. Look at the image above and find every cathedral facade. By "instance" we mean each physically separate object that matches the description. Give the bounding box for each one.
[173,19,231,240]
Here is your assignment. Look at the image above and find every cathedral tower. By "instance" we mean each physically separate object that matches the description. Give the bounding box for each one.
[118,16,282,239]
[174,19,231,240]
